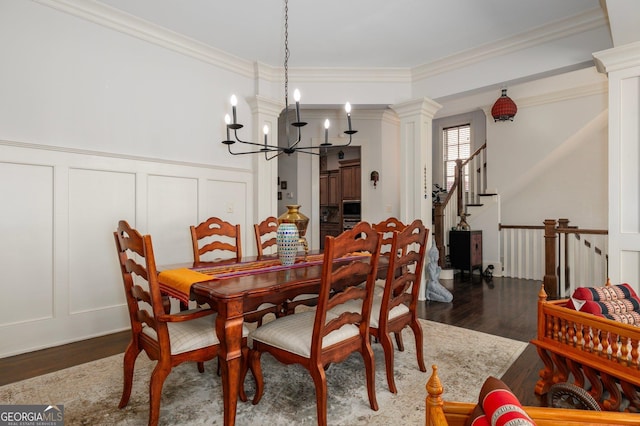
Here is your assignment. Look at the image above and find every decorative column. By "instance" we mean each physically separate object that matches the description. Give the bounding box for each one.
[593,41,640,286]
[247,95,283,226]
[391,97,442,300]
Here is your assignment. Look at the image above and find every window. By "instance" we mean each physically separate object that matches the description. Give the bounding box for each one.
[443,124,470,191]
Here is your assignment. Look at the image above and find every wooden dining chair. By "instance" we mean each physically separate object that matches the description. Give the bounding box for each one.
[114,220,251,426]
[252,216,287,320]
[248,221,382,426]
[372,217,407,284]
[191,216,279,325]
[372,219,428,393]
[254,215,319,315]
[253,216,278,258]
[190,216,242,263]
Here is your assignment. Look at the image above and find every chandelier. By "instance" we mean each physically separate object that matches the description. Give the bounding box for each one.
[222,0,357,160]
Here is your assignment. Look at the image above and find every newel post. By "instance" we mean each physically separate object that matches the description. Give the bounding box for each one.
[433,202,445,267]
[455,159,463,217]
[543,219,558,299]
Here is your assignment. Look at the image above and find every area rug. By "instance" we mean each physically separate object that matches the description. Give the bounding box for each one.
[0,320,527,425]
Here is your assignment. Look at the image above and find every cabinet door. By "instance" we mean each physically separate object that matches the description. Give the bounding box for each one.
[320,174,328,205]
[341,166,357,199]
[328,173,339,205]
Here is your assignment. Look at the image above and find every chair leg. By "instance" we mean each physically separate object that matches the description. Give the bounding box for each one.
[310,362,328,426]
[249,350,264,405]
[378,332,397,394]
[394,331,405,352]
[239,346,255,403]
[148,359,171,426]
[118,341,141,409]
[409,319,426,372]
[361,342,379,412]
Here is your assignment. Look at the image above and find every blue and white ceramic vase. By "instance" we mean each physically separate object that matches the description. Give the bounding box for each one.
[276,223,299,266]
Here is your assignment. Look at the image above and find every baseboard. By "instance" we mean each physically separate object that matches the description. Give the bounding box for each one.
[440,268,454,279]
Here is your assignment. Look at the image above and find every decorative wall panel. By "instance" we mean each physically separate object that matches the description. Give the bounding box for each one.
[0,162,53,326]
[68,168,135,314]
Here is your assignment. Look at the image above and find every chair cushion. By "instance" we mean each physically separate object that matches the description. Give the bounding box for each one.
[288,293,318,303]
[249,310,359,358]
[329,295,409,328]
[142,311,249,355]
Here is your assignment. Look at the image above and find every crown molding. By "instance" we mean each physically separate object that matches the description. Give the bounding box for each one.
[514,81,608,109]
[412,8,608,82]
[287,67,412,83]
[34,0,255,78]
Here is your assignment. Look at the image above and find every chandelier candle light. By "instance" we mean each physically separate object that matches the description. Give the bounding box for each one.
[221,0,357,160]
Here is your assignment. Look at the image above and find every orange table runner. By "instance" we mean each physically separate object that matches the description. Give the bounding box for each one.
[157,268,212,302]
[158,252,368,303]
[158,254,324,302]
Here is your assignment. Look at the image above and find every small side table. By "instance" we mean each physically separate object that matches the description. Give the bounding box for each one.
[449,230,482,276]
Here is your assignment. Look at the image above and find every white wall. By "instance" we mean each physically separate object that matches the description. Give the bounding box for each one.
[487,71,608,229]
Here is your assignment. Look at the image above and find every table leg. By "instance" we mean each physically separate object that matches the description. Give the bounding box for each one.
[216,299,244,426]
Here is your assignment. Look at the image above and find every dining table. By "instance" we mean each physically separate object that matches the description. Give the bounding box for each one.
[157,250,380,426]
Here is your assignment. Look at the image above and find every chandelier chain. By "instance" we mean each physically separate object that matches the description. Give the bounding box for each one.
[284,0,289,109]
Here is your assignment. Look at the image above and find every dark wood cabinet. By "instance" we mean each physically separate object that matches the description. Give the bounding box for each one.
[320,170,339,206]
[319,222,341,249]
[339,160,360,200]
[449,230,482,276]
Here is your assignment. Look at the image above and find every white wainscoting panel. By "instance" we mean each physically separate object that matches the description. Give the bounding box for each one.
[201,179,249,257]
[0,162,54,325]
[147,174,199,265]
[68,168,135,314]
[0,141,253,357]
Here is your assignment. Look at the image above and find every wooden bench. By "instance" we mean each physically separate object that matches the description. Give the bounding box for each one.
[531,283,640,412]
[424,364,639,425]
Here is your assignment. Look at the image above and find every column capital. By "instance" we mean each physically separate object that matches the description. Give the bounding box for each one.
[247,95,284,116]
[593,40,640,74]
[391,97,442,119]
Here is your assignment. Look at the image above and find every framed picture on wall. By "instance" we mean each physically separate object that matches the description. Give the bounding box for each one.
[278,191,282,200]
[281,181,287,190]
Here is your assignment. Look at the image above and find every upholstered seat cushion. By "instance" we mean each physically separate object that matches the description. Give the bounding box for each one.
[288,293,317,303]
[329,294,408,328]
[249,310,359,358]
[142,311,249,355]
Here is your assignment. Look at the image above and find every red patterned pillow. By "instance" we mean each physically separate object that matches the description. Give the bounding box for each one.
[479,377,536,426]
[464,404,489,426]
[579,298,640,316]
[572,283,638,302]
[604,311,640,325]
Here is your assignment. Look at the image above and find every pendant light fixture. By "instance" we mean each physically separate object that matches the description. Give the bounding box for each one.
[491,88,517,122]
[222,0,357,160]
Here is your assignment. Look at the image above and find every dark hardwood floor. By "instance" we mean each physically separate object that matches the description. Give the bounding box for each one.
[0,274,545,406]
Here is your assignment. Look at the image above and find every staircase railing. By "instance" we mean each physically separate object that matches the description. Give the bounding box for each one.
[499,223,545,280]
[543,218,608,299]
[433,143,487,267]
[499,220,607,293]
